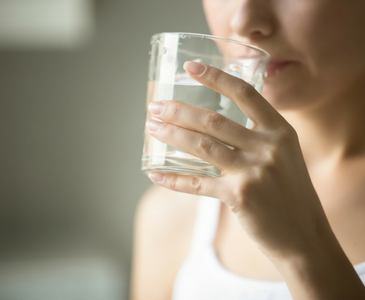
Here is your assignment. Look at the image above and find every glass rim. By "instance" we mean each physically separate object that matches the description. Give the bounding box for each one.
[151,32,270,59]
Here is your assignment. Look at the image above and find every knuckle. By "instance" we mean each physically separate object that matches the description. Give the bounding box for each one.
[198,136,215,155]
[209,68,223,83]
[190,176,203,194]
[203,112,225,131]
[276,125,298,145]
[264,144,282,166]
[227,171,262,213]
[236,82,256,99]
[252,166,266,181]
[167,175,178,191]
[231,184,251,213]
[169,102,181,118]
[163,123,176,137]
[231,173,255,200]
[232,183,246,201]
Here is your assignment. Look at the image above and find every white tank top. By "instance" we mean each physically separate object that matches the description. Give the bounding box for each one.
[172,196,365,300]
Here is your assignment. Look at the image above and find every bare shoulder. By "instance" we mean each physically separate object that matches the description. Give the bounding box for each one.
[137,184,199,232]
[130,184,199,300]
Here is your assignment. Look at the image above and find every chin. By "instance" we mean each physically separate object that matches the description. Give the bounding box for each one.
[260,62,319,111]
[261,84,312,112]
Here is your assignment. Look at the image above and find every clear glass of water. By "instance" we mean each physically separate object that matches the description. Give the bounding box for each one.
[141,32,270,177]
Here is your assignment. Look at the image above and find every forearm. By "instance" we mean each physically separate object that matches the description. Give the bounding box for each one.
[274,232,365,300]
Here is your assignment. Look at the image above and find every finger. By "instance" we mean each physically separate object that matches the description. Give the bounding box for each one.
[148,100,259,151]
[147,172,222,199]
[146,119,244,172]
[183,61,285,129]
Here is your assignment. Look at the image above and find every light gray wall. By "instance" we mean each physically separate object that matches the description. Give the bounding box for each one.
[0,1,210,299]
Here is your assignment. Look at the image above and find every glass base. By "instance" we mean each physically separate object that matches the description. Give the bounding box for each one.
[141,156,221,177]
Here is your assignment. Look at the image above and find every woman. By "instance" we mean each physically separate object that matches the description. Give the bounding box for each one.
[131,0,365,299]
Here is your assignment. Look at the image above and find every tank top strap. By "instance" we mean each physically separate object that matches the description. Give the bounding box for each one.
[189,196,221,254]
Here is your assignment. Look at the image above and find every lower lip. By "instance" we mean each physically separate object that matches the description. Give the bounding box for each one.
[266,62,292,78]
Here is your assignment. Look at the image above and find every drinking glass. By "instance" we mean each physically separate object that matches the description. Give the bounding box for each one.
[141,32,270,177]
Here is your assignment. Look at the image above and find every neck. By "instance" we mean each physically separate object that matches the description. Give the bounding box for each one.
[281,92,365,172]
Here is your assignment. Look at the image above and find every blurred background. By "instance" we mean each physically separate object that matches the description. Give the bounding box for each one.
[0,0,209,299]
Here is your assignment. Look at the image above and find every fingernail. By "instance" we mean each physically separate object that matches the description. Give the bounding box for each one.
[148,172,165,183]
[183,61,207,76]
[146,119,164,132]
[148,101,165,115]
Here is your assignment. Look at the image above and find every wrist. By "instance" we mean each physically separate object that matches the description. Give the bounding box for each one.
[266,213,339,270]
[273,233,342,281]
[271,229,365,300]
[273,224,340,270]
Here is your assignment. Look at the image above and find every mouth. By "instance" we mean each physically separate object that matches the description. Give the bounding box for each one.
[266,60,293,78]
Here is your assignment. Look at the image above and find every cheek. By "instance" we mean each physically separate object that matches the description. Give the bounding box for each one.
[202,0,233,38]
[285,2,365,78]
[266,8,365,110]
[278,1,365,108]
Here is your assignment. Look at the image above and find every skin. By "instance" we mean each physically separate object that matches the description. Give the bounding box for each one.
[131,0,365,299]
[204,0,365,112]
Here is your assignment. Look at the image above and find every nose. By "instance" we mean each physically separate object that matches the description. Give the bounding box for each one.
[230,0,275,41]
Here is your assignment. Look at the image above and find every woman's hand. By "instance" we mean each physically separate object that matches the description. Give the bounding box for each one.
[146,61,332,262]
